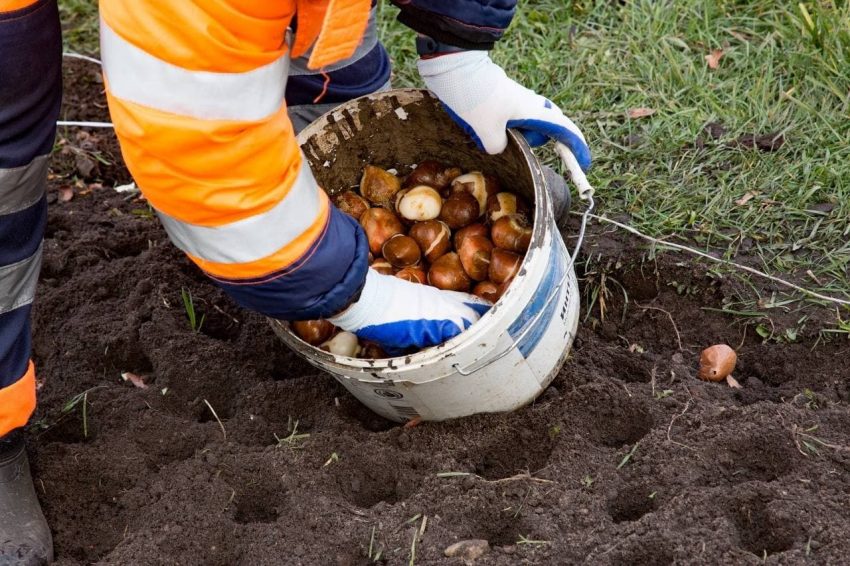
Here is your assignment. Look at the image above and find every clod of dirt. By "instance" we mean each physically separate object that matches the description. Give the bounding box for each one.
[729,132,785,152]
[703,122,727,140]
[444,539,490,560]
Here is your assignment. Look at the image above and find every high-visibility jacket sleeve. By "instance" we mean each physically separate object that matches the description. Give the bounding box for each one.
[390,0,518,50]
[0,0,61,435]
[100,2,369,321]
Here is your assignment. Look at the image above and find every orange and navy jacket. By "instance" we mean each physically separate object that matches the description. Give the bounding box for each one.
[97,0,517,323]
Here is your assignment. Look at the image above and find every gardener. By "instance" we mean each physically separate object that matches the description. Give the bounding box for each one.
[0,0,590,562]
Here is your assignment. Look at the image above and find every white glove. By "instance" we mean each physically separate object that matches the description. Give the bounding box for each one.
[329,270,490,354]
[418,50,591,170]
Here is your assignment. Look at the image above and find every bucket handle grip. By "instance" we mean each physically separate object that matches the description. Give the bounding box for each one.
[452,143,595,376]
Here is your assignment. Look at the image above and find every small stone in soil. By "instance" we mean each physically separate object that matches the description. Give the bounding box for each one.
[444,539,490,560]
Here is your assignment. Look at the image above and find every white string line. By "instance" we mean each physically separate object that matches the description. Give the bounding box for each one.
[60,53,111,128]
[573,211,850,307]
[57,121,114,128]
[63,52,101,65]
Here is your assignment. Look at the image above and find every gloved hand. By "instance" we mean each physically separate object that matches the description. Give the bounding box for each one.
[329,269,490,354]
[418,50,591,171]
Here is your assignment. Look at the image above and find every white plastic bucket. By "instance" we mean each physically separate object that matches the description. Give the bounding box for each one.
[270,89,592,423]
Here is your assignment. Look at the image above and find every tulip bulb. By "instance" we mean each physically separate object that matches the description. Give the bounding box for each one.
[397,185,442,221]
[409,220,452,263]
[486,192,530,224]
[320,331,361,357]
[698,345,737,382]
[360,341,389,359]
[382,234,421,268]
[404,160,462,190]
[473,281,501,303]
[360,165,401,207]
[453,223,488,251]
[334,191,370,220]
[439,190,480,229]
[291,319,336,346]
[458,234,493,281]
[360,208,404,255]
[489,248,522,284]
[451,171,499,214]
[428,252,472,292]
[491,214,532,253]
[370,259,395,275]
[395,266,427,284]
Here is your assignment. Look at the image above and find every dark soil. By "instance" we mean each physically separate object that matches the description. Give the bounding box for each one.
[28,58,850,566]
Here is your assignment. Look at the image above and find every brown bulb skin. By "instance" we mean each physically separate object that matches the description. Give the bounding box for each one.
[428,252,472,292]
[360,208,403,256]
[409,220,452,263]
[360,341,389,359]
[473,281,501,303]
[450,171,499,214]
[382,234,421,268]
[486,192,531,224]
[453,223,488,250]
[439,190,480,229]
[370,259,395,275]
[698,345,737,382]
[403,160,462,190]
[334,191,369,220]
[491,214,532,253]
[360,165,401,207]
[489,248,522,284]
[395,266,426,284]
[291,319,336,346]
[458,235,493,281]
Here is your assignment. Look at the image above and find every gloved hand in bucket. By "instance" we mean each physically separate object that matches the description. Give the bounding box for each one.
[418,50,591,171]
[329,270,490,355]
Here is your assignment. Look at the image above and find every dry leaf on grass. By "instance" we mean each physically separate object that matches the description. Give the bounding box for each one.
[705,49,724,69]
[735,191,759,206]
[627,107,656,119]
[121,372,148,389]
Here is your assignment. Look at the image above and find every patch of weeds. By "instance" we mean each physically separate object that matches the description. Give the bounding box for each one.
[274,417,310,449]
[517,534,551,547]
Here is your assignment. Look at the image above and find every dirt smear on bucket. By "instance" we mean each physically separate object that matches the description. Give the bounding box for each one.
[30,60,850,565]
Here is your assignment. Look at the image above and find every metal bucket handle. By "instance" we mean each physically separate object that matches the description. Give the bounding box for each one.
[452,142,596,376]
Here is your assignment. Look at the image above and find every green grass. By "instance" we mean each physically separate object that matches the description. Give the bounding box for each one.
[61,0,850,327]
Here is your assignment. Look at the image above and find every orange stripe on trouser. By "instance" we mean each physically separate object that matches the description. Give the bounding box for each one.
[0,0,39,12]
[0,362,36,437]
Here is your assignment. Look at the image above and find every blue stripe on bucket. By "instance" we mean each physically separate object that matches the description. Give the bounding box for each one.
[507,240,566,358]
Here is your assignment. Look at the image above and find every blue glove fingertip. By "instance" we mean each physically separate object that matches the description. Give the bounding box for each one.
[465,302,491,316]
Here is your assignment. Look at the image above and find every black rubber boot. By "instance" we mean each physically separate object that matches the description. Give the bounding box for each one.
[542,165,572,229]
[0,430,53,565]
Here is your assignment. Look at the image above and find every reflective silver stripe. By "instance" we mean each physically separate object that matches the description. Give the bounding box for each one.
[0,156,48,215]
[0,244,42,316]
[100,20,290,122]
[157,157,322,264]
[287,7,379,76]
